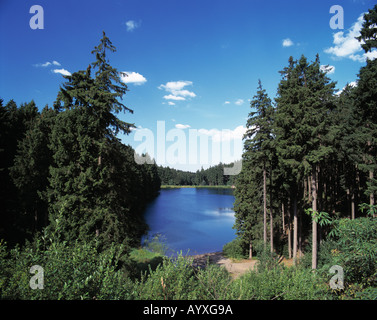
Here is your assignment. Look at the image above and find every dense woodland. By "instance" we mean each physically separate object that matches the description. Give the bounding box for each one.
[0,33,160,249]
[233,5,377,272]
[1,6,377,300]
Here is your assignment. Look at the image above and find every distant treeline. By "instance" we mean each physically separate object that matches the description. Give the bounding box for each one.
[157,161,240,186]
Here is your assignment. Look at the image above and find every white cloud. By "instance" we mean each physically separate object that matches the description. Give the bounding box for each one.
[365,51,377,60]
[159,80,196,102]
[174,89,196,98]
[320,65,335,74]
[120,71,147,85]
[168,101,176,106]
[130,125,144,132]
[335,81,358,96]
[34,60,61,67]
[163,94,186,101]
[325,13,376,63]
[175,124,191,129]
[224,101,230,105]
[158,81,191,91]
[282,38,294,47]
[125,20,140,32]
[198,125,246,143]
[235,99,244,105]
[52,68,71,76]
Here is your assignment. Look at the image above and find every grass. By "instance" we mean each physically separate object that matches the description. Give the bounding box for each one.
[129,247,162,263]
[129,247,164,276]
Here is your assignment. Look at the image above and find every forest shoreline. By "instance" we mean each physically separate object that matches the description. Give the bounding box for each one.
[160,185,235,189]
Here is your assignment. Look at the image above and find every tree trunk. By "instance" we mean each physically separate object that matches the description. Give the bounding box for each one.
[298,199,303,258]
[293,196,298,263]
[263,166,267,248]
[249,240,253,259]
[308,175,312,203]
[286,201,292,259]
[270,169,273,254]
[351,185,356,220]
[270,208,274,254]
[311,167,318,270]
[370,170,375,206]
[367,140,375,217]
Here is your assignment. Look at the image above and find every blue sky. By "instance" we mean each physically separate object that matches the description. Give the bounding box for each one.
[1,0,376,171]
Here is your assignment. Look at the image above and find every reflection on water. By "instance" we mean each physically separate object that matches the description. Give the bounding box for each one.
[143,188,236,256]
[204,208,235,217]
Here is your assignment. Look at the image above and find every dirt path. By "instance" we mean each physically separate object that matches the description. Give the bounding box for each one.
[190,252,259,278]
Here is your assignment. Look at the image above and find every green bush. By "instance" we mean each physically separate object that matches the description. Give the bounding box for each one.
[132,254,197,299]
[333,218,377,286]
[255,247,280,272]
[232,266,329,300]
[0,238,134,300]
[223,238,247,259]
[3,216,375,300]
[192,264,233,299]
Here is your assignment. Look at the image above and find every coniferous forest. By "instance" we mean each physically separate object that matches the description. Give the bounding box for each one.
[1,5,377,302]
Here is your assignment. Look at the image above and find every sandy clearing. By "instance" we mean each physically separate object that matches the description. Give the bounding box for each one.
[189,252,259,278]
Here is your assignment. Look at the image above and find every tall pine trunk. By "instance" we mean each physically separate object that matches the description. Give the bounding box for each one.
[263,165,267,248]
[270,169,273,253]
[286,201,292,259]
[293,196,298,263]
[270,208,273,253]
[311,166,318,270]
[370,170,375,206]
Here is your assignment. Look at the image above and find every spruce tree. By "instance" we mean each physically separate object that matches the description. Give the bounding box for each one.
[234,80,275,256]
[46,33,140,248]
[275,55,336,268]
[356,4,377,54]
[10,105,56,236]
[0,100,40,244]
[354,7,377,213]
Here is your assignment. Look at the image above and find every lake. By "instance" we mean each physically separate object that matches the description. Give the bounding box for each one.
[142,187,236,256]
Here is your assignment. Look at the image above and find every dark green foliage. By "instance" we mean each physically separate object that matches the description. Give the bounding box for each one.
[0,32,160,250]
[158,166,196,185]
[0,100,44,245]
[0,238,134,300]
[44,33,160,249]
[222,237,247,259]
[356,5,377,54]
[234,80,276,254]
[330,218,377,287]
[232,265,329,300]
[353,59,377,203]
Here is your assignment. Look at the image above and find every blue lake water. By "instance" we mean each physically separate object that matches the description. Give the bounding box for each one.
[142,187,236,256]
